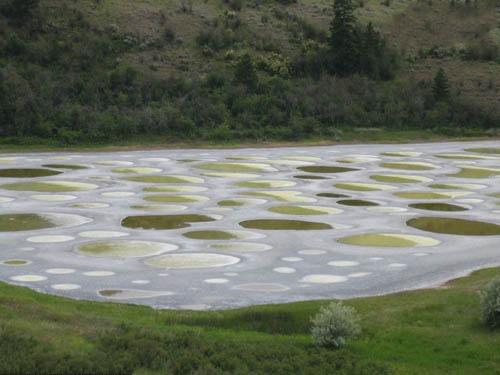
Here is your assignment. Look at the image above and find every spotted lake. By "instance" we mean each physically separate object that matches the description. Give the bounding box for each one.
[0,141,499,309]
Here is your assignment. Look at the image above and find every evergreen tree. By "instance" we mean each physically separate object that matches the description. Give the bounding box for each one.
[234,53,258,91]
[324,0,397,79]
[329,0,359,76]
[359,22,380,78]
[433,68,450,101]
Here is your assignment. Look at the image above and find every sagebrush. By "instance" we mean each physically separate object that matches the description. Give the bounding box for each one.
[480,277,500,330]
[311,301,361,348]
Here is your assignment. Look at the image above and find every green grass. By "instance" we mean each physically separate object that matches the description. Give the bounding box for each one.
[0,130,497,153]
[1,267,499,374]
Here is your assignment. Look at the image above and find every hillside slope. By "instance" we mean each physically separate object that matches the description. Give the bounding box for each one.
[48,0,500,104]
[0,0,499,145]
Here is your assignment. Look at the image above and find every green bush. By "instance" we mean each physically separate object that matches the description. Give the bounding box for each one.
[196,27,238,51]
[464,39,499,62]
[480,277,500,330]
[234,53,258,90]
[225,0,244,11]
[311,302,361,348]
[1,0,39,21]
[163,25,176,43]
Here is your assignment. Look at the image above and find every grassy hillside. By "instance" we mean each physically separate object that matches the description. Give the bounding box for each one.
[52,0,500,103]
[1,267,499,374]
[0,0,499,145]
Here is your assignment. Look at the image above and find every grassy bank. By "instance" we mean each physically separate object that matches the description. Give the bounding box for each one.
[0,129,498,153]
[1,267,499,374]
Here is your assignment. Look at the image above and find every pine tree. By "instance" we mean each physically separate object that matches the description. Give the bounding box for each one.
[329,0,359,76]
[234,53,258,91]
[359,22,380,78]
[433,68,450,101]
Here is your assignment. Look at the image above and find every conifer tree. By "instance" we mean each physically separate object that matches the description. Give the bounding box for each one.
[329,0,359,76]
[360,22,380,78]
[433,68,450,101]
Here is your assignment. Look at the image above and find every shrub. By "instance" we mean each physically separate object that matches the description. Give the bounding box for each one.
[234,53,258,90]
[163,25,176,43]
[1,0,39,21]
[480,277,500,330]
[196,25,238,51]
[225,0,244,11]
[464,39,499,62]
[311,302,361,348]
[3,33,27,56]
[179,0,193,13]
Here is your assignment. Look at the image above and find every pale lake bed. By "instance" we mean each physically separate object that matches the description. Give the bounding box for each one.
[0,141,499,310]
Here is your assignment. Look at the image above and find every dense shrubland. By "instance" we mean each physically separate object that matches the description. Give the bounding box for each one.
[2,65,495,145]
[0,0,498,145]
[0,323,390,374]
